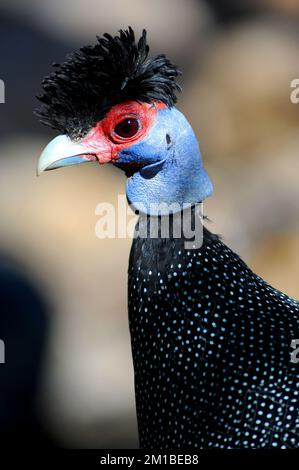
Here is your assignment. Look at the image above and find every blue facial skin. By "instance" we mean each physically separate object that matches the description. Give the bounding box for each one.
[115,107,213,215]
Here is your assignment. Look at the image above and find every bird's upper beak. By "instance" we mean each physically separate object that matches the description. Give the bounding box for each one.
[37,135,98,176]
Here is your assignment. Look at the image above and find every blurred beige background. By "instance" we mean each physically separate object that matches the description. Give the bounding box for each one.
[0,0,299,448]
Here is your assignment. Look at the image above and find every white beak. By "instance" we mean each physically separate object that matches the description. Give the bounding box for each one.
[37,135,97,176]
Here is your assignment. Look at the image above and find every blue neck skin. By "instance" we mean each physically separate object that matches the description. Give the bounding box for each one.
[115,107,213,215]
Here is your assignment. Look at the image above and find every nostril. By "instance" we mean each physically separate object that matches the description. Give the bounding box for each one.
[166,133,171,145]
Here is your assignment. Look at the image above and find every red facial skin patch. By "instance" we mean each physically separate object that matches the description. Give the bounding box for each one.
[81,101,166,164]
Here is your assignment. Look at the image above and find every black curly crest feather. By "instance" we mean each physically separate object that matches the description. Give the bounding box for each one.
[36,27,181,140]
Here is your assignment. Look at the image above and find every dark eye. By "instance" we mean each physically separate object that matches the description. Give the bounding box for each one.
[114,118,140,138]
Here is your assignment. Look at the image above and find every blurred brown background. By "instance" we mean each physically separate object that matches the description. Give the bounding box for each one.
[0,0,299,448]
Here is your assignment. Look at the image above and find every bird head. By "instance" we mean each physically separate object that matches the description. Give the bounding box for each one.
[37,28,213,215]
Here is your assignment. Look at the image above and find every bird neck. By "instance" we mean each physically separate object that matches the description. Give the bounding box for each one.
[128,222,227,448]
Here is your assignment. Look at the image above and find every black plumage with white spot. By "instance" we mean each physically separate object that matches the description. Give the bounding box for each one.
[128,218,299,449]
